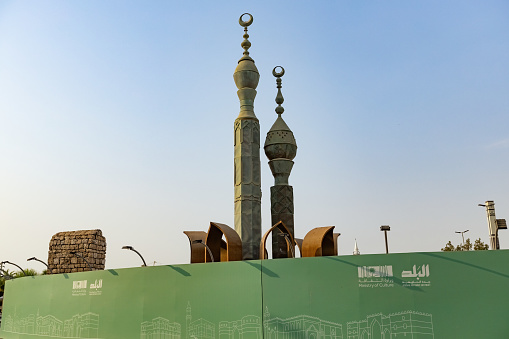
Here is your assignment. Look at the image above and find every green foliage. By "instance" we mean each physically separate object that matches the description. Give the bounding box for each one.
[441,238,489,252]
[0,268,12,296]
[12,268,39,278]
[441,241,455,251]
[474,238,489,250]
[1,268,40,295]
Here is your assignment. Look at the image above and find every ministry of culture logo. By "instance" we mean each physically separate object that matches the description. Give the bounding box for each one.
[72,280,88,296]
[401,264,431,287]
[358,265,394,288]
[73,280,87,289]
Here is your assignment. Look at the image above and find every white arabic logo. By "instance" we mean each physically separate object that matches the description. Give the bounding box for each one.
[401,265,429,279]
[90,279,103,289]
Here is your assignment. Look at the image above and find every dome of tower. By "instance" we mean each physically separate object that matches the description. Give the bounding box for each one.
[264,115,297,161]
[233,58,259,90]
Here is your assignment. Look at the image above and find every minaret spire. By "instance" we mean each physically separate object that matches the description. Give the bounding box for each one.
[353,239,360,255]
[264,66,297,258]
[233,13,262,260]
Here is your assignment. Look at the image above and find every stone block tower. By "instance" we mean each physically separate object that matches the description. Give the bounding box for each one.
[47,229,106,273]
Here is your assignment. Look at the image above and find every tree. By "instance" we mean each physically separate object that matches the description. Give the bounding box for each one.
[0,268,13,296]
[1,268,40,296]
[474,238,489,251]
[12,268,39,278]
[441,238,489,251]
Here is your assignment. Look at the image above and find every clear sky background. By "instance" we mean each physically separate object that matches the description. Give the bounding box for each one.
[1,1,508,271]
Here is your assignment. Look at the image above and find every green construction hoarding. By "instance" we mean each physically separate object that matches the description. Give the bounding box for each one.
[1,250,509,338]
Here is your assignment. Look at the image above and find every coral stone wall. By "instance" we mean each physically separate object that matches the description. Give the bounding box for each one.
[47,229,106,274]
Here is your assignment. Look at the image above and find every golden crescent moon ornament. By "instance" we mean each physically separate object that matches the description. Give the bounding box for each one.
[239,13,253,27]
[272,66,285,78]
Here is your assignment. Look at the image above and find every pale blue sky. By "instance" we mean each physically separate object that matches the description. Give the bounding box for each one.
[1,1,508,270]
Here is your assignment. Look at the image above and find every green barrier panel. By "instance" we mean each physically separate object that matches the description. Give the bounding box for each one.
[0,261,263,339]
[1,250,509,338]
[261,250,509,338]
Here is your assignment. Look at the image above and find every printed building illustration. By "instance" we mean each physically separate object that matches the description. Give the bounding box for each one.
[263,308,343,339]
[219,315,262,339]
[141,317,181,339]
[186,302,215,339]
[63,313,99,338]
[2,312,99,338]
[346,311,434,339]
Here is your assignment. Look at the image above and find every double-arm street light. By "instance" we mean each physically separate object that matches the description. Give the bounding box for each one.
[455,230,469,246]
[122,246,147,267]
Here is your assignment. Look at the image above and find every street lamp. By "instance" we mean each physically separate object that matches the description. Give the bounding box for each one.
[455,230,469,246]
[27,257,49,272]
[191,240,215,262]
[278,233,295,258]
[0,261,26,276]
[69,251,93,271]
[122,246,147,267]
[380,225,391,254]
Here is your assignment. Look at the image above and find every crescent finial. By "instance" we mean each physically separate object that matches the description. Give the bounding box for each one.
[272,66,285,78]
[239,13,253,27]
[273,66,285,115]
[238,13,254,59]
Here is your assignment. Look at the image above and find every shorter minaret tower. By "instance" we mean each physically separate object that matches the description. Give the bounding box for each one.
[353,239,360,255]
[264,66,297,258]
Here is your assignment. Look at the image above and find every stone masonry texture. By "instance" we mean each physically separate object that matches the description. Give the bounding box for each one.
[47,229,106,274]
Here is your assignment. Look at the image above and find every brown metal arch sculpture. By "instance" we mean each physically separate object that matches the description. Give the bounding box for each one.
[302,226,335,257]
[184,231,228,263]
[183,231,207,264]
[260,221,295,260]
[333,233,341,256]
[294,238,303,257]
[205,222,242,262]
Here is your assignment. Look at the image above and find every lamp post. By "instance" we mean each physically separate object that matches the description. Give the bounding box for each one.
[191,240,215,262]
[380,225,391,254]
[455,230,469,246]
[0,261,26,276]
[69,251,93,271]
[122,246,147,267]
[278,233,295,258]
[27,257,49,272]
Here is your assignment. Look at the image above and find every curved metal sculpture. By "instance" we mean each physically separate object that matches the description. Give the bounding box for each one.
[183,231,208,264]
[294,238,303,257]
[260,221,296,259]
[184,231,231,263]
[333,233,341,256]
[205,222,242,262]
[302,226,335,257]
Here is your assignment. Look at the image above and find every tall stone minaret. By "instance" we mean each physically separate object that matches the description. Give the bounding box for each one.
[264,67,297,258]
[233,13,261,260]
